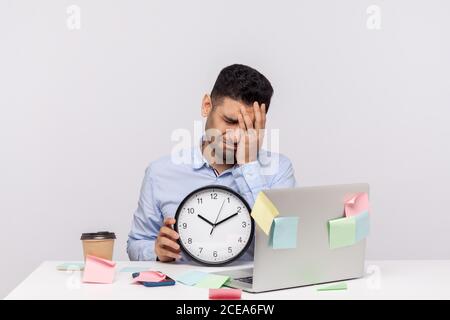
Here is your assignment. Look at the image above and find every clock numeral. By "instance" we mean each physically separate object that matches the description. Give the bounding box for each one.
[188,238,192,244]
[213,251,218,258]
[187,207,194,214]
[210,193,218,200]
[242,221,247,228]
[238,237,243,243]
[199,247,203,253]
[227,197,230,203]
[182,223,187,229]
[228,247,232,253]
[197,198,203,204]
[237,206,242,213]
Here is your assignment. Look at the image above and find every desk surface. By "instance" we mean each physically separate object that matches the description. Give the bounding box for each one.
[5,260,450,300]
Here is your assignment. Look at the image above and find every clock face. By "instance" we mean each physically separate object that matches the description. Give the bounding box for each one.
[175,185,254,265]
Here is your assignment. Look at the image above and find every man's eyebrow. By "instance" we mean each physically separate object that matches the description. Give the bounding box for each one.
[223,115,238,123]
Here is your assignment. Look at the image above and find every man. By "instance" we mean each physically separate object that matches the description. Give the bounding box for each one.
[127,64,296,262]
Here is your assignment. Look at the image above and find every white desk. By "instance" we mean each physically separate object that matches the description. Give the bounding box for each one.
[5,260,450,300]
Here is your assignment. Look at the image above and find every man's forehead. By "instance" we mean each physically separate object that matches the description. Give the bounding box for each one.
[217,99,255,118]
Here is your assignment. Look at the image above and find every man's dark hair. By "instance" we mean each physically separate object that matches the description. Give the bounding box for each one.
[211,64,274,111]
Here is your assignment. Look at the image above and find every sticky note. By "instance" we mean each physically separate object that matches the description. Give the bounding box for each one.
[120,266,150,273]
[328,216,356,249]
[195,274,230,289]
[355,211,370,242]
[56,262,84,271]
[133,271,166,283]
[269,217,299,249]
[345,192,369,217]
[317,282,347,291]
[251,192,280,235]
[82,255,116,284]
[176,271,208,286]
[209,288,242,300]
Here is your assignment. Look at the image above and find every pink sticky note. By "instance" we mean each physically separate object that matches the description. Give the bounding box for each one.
[133,271,166,283]
[82,255,116,284]
[209,288,242,300]
[345,192,369,217]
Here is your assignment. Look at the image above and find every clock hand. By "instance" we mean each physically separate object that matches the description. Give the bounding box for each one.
[210,199,226,235]
[197,214,215,227]
[214,212,239,227]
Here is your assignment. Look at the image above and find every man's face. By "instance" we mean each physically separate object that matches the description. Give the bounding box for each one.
[203,97,256,163]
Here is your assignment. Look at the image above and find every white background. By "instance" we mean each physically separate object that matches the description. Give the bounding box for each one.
[1,0,449,298]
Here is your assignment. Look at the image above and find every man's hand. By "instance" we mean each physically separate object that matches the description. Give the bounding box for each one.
[155,218,182,262]
[236,102,266,164]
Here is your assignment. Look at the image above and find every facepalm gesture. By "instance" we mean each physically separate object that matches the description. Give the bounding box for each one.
[235,102,267,164]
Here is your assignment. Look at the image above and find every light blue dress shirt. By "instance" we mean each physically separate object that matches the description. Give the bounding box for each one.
[127,145,296,263]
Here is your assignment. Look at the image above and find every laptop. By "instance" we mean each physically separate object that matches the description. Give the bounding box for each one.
[213,183,369,293]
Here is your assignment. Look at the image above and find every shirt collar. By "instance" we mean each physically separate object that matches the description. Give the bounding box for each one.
[192,139,208,170]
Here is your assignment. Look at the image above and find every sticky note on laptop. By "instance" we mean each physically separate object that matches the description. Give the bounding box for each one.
[355,211,370,241]
[345,192,369,217]
[269,217,299,249]
[251,192,280,235]
[328,216,356,249]
[82,255,116,284]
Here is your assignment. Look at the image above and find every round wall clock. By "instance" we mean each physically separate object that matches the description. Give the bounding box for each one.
[174,185,254,265]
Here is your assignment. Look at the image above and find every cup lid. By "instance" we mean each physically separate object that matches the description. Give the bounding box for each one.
[80,231,116,240]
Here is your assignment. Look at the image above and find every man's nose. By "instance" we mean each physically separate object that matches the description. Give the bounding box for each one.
[224,129,241,144]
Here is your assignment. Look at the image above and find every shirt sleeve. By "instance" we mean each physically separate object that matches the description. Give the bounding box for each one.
[231,154,296,204]
[127,164,163,261]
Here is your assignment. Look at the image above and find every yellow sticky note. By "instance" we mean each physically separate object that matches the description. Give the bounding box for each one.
[251,192,280,235]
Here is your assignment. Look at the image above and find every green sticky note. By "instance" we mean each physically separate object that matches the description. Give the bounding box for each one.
[317,282,348,291]
[195,274,230,289]
[328,216,356,249]
[269,217,299,249]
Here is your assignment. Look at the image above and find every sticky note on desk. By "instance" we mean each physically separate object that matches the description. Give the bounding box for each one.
[82,255,116,284]
[133,271,166,283]
[251,192,280,235]
[56,262,84,271]
[317,282,347,291]
[176,271,208,286]
[345,192,369,217]
[120,266,150,273]
[195,274,230,289]
[328,216,356,249]
[269,217,299,249]
[209,288,242,300]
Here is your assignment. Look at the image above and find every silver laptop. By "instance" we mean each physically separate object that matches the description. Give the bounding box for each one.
[214,183,369,293]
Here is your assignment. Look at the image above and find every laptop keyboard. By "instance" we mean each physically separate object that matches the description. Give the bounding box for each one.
[235,276,253,284]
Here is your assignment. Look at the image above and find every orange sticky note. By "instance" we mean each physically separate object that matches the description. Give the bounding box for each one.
[133,271,166,283]
[82,255,116,284]
[209,288,242,300]
[344,192,369,217]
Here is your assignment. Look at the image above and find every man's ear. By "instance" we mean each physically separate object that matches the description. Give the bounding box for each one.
[201,94,213,117]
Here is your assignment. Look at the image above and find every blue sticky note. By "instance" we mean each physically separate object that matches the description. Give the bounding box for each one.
[176,271,208,286]
[355,211,370,242]
[269,217,299,249]
[119,266,150,273]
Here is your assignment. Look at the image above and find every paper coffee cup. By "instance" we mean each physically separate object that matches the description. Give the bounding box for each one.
[80,231,116,261]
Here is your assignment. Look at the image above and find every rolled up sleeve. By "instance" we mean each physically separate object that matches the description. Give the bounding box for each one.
[127,165,163,261]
